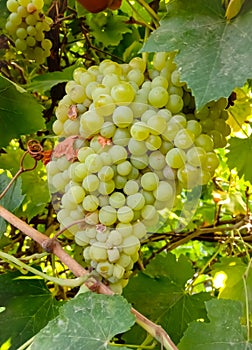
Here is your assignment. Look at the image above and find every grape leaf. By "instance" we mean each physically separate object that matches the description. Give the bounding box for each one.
[0,148,50,221]
[27,65,78,94]
[87,12,131,47]
[0,76,45,147]
[226,136,252,183]
[123,253,211,344]
[0,172,25,236]
[0,270,60,350]
[178,299,252,350]
[143,0,252,110]
[30,293,135,350]
[211,257,252,318]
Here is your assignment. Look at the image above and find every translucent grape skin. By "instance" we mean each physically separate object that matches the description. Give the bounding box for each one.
[48,52,230,294]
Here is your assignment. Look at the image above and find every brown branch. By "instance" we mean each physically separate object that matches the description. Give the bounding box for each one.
[0,205,178,350]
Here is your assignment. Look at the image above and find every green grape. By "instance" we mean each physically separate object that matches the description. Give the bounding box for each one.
[141,204,157,220]
[177,164,201,189]
[127,69,145,86]
[147,115,167,135]
[130,154,149,170]
[109,192,126,208]
[174,129,195,149]
[16,27,27,39]
[122,235,140,255]
[82,174,100,192]
[149,151,166,170]
[69,185,85,204]
[109,145,128,164]
[205,152,220,174]
[89,245,108,262]
[7,0,19,12]
[85,154,103,173]
[129,56,146,73]
[78,147,94,163]
[111,82,135,104]
[98,166,114,182]
[130,122,150,141]
[96,261,114,278]
[41,38,52,51]
[166,148,186,168]
[145,135,162,151]
[15,38,27,50]
[26,36,36,46]
[74,163,88,180]
[186,120,202,137]
[209,130,227,148]
[80,110,104,137]
[153,181,174,202]
[171,70,184,87]
[166,94,184,114]
[148,86,169,108]
[114,174,127,189]
[106,229,123,247]
[195,134,214,152]
[186,147,207,167]
[117,206,134,223]
[117,161,132,176]
[94,94,115,117]
[32,0,44,10]
[112,106,134,128]
[127,193,145,210]
[116,223,133,238]
[99,206,117,226]
[75,231,90,246]
[141,190,155,205]
[128,138,147,156]
[98,180,115,195]
[107,248,120,263]
[82,195,99,212]
[132,221,146,239]
[141,172,159,191]
[152,52,168,71]
[123,179,139,195]
[100,121,116,138]
[112,128,131,147]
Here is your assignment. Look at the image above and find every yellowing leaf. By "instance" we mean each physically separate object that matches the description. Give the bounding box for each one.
[225,0,246,20]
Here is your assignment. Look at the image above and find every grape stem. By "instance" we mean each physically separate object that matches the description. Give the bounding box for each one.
[0,250,88,288]
[0,204,178,350]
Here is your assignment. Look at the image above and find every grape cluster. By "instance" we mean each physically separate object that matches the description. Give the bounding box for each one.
[47,52,230,293]
[5,0,53,64]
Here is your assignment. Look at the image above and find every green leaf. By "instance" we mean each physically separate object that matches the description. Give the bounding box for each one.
[226,136,252,183]
[87,12,131,47]
[30,293,135,350]
[0,1,9,30]
[0,270,60,350]
[211,257,252,318]
[123,253,211,344]
[178,299,252,350]
[0,172,25,236]
[27,65,78,94]
[143,0,252,109]
[0,147,50,221]
[0,76,45,147]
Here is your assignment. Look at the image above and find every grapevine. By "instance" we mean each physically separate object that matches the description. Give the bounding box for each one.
[45,52,232,294]
[5,0,53,64]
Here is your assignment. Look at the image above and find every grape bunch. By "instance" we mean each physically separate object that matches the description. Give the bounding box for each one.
[47,52,231,293]
[5,0,53,64]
